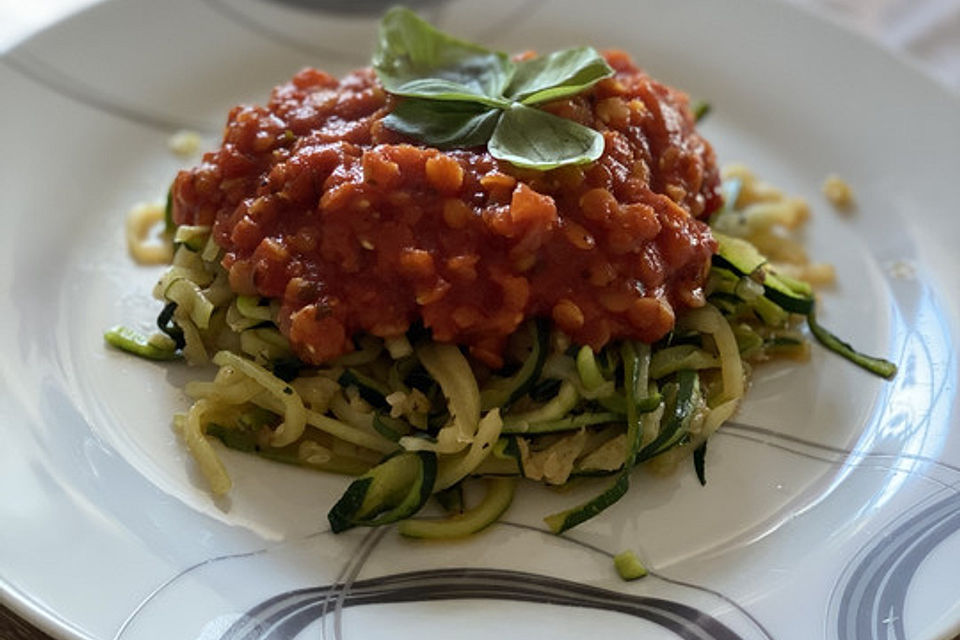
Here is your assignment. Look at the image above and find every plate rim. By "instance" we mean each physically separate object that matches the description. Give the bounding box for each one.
[2,0,959,639]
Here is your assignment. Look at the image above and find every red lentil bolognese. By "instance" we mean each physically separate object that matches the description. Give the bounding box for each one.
[108,7,896,541]
[170,51,720,368]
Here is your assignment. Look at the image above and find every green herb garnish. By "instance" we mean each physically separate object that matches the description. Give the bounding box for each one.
[383,98,501,148]
[163,185,175,234]
[691,100,711,122]
[488,103,606,170]
[374,8,614,170]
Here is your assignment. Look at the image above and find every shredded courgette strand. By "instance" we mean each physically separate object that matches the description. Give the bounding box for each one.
[693,442,708,486]
[401,343,481,454]
[434,409,503,491]
[235,295,273,321]
[178,401,232,495]
[502,380,579,428]
[649,345,719,379]
[212,350,307,447]
[127,201,174,265]
[543,341,643,534]
[678,304,744,402]
[164,279,215,329]
[306,410,398,454]
[576,345,607,391]
[479,319,548,411]
[176,313,209,364]
[398,477,516,539]
[330,392,376,430]
[104,326,180,361]
[185,378,263,404]
[701,396,740,436]
[501,411,621,435]
[807,311,898,379]
[328,451,437,532]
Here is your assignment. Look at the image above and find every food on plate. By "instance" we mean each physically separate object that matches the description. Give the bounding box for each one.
[614,549,649,581]
[107,7,896,538]
[168,130,203,157]
[125,202,173,265]
[822,174,855,210]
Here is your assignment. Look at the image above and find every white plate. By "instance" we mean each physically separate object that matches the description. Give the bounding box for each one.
[2,0,959,638]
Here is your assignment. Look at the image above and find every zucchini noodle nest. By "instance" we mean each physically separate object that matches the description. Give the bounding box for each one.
[109,165,894,539]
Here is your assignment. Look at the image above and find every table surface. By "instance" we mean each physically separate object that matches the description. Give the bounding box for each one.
[1,0,958,638]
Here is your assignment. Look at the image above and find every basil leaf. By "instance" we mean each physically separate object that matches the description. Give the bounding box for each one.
[383,99,502,149]
[385,78,509,109]
[692,100,711,122]
[488,103,605,170]
[373,7,514,105]
[506,46,614,105]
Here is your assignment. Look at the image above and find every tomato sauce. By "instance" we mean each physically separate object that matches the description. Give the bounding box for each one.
[172,51,722,367]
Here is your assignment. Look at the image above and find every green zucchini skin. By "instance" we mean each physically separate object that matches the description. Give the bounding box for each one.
[327,451,437,533]
[104,326,180,361]
[596,391,662,415]
[544,342,645,534]
[398,477,516,539]
[156,301,186,349]
[328,478,373,533]
[480,319,549,411]
[636,370,699,463]
[545,474,629,534]
[339,369,392,410]
[613,549,648,581]
[807,312,898,379]
[693,441,707,486]
[372,412,412,442]
[576,345,607,392]
[502,379,579,428]
[434,483,465,514]
[207,422,374,476]
[712,233,814,315]
[207,423,259,453]
[501,411,621,435]
[649,345,718,379]
[164,185,175,234]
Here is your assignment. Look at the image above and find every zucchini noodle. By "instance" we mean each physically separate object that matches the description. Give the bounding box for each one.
[329,392,376,431]
[303,410,397,454]
[185,377,262,404]
[126,202,173,265]
[176,314,208,365]
[434,409,503,490]
[400,342,481,455]
[503,380,579,429]
[164,280,214,329]
[701,397,741,437]
[176,400,231,495]
[677,304,744,403]
[212,351,307,447]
